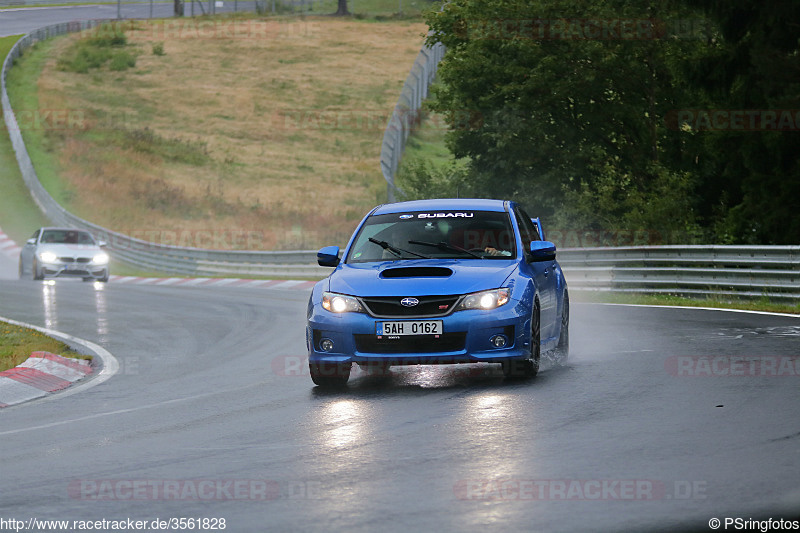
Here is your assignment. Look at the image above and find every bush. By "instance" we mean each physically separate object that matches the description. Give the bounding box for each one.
[152,42,165,56]
[109,51,136,71]
[58,25,133,73]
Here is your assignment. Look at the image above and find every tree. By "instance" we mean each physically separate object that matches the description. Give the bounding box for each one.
[334,0,350,16]
[424,0,709,240]
[682,0,800,243]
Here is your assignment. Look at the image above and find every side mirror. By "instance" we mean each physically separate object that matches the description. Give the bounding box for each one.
[317,246,340,267]
[26,238,36,245]
[98,241,107,248]
[528,240,556,262]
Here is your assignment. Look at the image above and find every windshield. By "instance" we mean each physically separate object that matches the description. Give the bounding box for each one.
[346,210,516,263]
[40,229,96,245]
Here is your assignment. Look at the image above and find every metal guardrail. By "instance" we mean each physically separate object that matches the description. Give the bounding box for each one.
[380,41,445,202]
[558,246,800,299]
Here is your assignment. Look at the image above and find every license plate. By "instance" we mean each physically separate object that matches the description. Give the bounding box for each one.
[66,263,82,271]
[376,320,443,336]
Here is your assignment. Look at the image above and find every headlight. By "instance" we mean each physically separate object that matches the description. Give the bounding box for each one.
[38,251,58,263]
[322,292,363,313]
[455,288,511,311]
[92,253,110,265]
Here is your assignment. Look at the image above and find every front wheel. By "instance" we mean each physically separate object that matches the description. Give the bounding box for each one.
[502,300,540,379]
[310,362,351,387]
[32,259,43,280]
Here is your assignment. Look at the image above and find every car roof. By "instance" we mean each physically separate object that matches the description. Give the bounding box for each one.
[372,199,509,215]
[39,227,92,232]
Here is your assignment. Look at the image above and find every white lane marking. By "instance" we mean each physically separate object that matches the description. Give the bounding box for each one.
[588,303,800,319]
[0,316,119,408]
[0,380,264,436]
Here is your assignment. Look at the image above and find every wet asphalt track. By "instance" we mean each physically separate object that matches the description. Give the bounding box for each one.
[0,277,798,532]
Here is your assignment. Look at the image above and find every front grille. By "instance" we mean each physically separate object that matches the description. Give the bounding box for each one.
[58,257,75,263]
[355,333,466,354]
[360,295,461,318]
[58,257,91,263]
[76,257,91,263]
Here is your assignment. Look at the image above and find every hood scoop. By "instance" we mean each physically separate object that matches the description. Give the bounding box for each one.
[381,267,453,279]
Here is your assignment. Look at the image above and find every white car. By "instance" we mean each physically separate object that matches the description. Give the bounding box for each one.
[19,227,110,282]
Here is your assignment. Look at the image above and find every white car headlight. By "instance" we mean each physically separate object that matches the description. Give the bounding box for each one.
[92,253,110,265]
[455,288,511,311]
[322,292,363,313]
[38,251,58,263]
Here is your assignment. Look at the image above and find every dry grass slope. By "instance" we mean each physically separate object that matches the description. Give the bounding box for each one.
[34,17,426,249]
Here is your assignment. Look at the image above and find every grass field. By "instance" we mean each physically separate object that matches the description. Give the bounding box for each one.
[6,15,427,250]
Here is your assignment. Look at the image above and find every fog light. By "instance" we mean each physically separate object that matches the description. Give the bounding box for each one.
[491,335,507,348]
[320,339,335,352]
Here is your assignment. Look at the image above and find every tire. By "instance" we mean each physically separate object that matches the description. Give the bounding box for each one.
[555,290,569,365]
[18,259,24,280]
[309,362,351,387]
[502,299,540,379]
[32,259,43,280]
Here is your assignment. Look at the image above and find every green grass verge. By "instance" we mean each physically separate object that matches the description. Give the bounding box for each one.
[0,321,90,373]
[5,38,74,207]
[573,291,800,315]
[0,35,51,245]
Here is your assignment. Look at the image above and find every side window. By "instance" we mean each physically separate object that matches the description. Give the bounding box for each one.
[29,229,40,243]
[514,207,539,254]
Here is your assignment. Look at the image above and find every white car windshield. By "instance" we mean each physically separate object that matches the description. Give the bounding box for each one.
[40,230,96,245]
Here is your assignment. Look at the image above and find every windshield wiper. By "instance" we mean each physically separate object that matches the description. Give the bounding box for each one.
[368,237,430,259]
[408,240,482,258]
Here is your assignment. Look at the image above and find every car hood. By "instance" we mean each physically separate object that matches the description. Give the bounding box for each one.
[37,243,101,257]
[328,259,518,297]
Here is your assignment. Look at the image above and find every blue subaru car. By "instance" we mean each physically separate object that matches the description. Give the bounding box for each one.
[306,199,569,387]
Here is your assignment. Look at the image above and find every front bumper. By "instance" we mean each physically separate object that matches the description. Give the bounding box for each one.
[41,261,108,279]
[307,299,532,366]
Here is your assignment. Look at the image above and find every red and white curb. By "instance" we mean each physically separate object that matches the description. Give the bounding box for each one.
[0,227,21,259]
[107,276,318,290]
[0,351,92,408]
[0,316,118,410]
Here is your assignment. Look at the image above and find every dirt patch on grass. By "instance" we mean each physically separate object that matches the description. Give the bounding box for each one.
[31,17,426,249]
